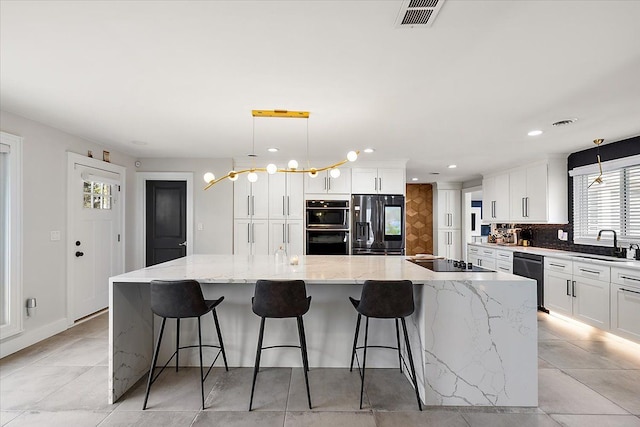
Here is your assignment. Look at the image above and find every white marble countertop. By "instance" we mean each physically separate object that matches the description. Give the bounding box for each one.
[110,254,531,284]
[468,242,640,269]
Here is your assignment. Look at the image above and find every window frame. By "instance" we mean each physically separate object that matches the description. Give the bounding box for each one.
[572,157,640,247]
[0,132,23,340]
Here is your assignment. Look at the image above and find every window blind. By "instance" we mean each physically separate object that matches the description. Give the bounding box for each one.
[573,163,640,241]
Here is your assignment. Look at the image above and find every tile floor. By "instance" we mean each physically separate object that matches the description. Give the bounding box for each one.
[1,311,640,426]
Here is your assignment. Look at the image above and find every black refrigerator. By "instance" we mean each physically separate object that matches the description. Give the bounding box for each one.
[351,194,405,255]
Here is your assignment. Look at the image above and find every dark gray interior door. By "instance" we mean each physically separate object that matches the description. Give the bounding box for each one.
[145,180,187,266]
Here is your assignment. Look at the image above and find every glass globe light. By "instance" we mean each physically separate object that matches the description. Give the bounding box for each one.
[266,163,278,174]
[347,151,358,162]
[247,171,258,183]
[228,171,239,181]
[288,159,299,170]
[308,168,318,178]
[330,168,341,178]
[203,172,215,184]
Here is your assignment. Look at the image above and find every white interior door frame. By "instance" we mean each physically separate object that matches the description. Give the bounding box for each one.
[66,152,126,325]
[135,172,194,270]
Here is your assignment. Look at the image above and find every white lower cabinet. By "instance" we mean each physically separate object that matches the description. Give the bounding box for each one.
[544,258,573,316]
[437,229,461,259]
[545,257,610,330]
[610,268,640,342]
[234,219,269,255]
[495,250,513,273]
[269,220,304,258]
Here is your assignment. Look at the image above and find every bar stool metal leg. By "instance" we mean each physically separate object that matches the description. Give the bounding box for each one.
[249,317,266,411]
[297,316,312,409]
[212,309,229,371]
[175,318,180,372]
[197,316,205,409]
[359,316,369,410]
[401,318,422,411]
[395,318,402,373]
[349,313,361,372]
[143,317,166,410]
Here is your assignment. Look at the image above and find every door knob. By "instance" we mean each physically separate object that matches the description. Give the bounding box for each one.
[75,251,84,257]
[178,241,187,247]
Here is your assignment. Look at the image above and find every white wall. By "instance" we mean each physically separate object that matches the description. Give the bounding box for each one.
[0,110,137,356]
[135,158,233,256]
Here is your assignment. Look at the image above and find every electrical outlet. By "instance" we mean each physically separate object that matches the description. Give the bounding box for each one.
[50,231,61,241]
[197,223,204,231]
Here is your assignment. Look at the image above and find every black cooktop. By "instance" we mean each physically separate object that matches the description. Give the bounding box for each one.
[408,258,493,272]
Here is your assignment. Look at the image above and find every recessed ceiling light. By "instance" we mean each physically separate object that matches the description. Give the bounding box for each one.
[411,177,419,181]
[448,164,457,169]
[267,147,279,152]
[131,140,148,146]
[552,118,578,127]
[528,130,543,136]
[364,148,375,153]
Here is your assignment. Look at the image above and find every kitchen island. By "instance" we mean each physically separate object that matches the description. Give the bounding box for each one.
[109,255,537,406]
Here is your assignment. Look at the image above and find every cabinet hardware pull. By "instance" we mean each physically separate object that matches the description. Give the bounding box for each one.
[282,224,286,243]
[620,288,640,295]
[526,197,530,217]
[252,196,255,216]
[287,196,290,215]
[492,201,496,218]
[572,281,576,297]
[620,275,640,283]
[247,196,250,216]
[579,268,600,275]
[550,263,566,268]
[379,177,382,191]
[287,224,291,243]
[247,223,250,243]
[328,177,331,191]
[522,197,526,218]
[374,177,377,191]
[566,279,571,296]
[283,196,286,216]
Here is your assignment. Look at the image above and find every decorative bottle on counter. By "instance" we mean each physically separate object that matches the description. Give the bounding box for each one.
[275,245,287,265]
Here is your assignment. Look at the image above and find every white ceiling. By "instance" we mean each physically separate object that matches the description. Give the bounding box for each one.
[2,0,639,183]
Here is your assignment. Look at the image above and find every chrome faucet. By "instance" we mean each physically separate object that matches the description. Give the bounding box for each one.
[597,229,626,258]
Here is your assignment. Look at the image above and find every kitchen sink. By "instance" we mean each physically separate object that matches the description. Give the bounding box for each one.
[573,255,628,262]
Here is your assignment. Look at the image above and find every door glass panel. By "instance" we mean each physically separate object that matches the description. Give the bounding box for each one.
[83,180,112,210]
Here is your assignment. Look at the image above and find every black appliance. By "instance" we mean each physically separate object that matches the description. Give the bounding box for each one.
[351,194,405,255]
[408,259,493,272]
[512,252,547,312]
[305,200,350,255]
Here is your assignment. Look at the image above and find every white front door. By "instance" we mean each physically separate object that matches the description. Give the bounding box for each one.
[68,155,123,321]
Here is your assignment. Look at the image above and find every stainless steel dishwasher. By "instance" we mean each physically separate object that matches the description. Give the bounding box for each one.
[513,252,547,313]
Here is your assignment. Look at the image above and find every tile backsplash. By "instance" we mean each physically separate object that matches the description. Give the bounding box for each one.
[512,223,620,257]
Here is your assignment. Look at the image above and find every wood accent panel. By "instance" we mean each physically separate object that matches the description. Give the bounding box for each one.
[406,184,433,256]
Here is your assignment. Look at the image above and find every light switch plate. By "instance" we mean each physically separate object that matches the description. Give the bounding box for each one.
[50,231,61,241]
[197,223,204,231]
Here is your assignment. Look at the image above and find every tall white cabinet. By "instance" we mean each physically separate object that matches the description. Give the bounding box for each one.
[433,185,462,259]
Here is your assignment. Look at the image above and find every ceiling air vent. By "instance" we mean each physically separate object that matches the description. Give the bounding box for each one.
[395,0,446,28]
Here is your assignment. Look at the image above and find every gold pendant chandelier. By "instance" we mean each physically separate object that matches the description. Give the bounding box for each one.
[203,110,359,190]
[587,138,604,189]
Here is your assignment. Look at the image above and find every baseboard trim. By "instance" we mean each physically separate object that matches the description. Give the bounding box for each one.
[0,318,68,358]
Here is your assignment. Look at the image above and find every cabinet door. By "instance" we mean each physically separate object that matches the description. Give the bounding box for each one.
[304,171,328,194]
[328,168,352,194]
[572,277,610,330]
[378,168,405,195]
[251,177,270,219]
[449,229,461,259]
[436,229,449,258]
[496,260,512,274]
[269,220,287,255]
[233,180,252,219]
[494,173,510,221]
[286,174,304,219]
[268,173,287,220]
[285,220,304,258]
[438,190,460,230]
[482,176,496,221]
[351,168,378,194]
[437,229,460,259]
[544,271,573,316]
[478,256,496,271]
[611,284,640,343]
[251,220,270,255]
[524,163,548,222]
[234,219,252,255]
[509,168,527,222]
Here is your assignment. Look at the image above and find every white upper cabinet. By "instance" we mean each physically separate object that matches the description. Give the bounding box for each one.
[482,173,510,222]
[436,189,461,230]
[269,173,304,220]
[483,158,567,224]
[233,176,269,219]
[351,168,405,194]
[304,169,351,194]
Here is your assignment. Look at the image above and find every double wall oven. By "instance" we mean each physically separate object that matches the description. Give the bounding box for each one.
[305,200,350,255]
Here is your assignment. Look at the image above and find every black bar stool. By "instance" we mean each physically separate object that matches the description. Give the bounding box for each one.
[249,279,312,411]
[349,279,422,410]
[142,279,228,410]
